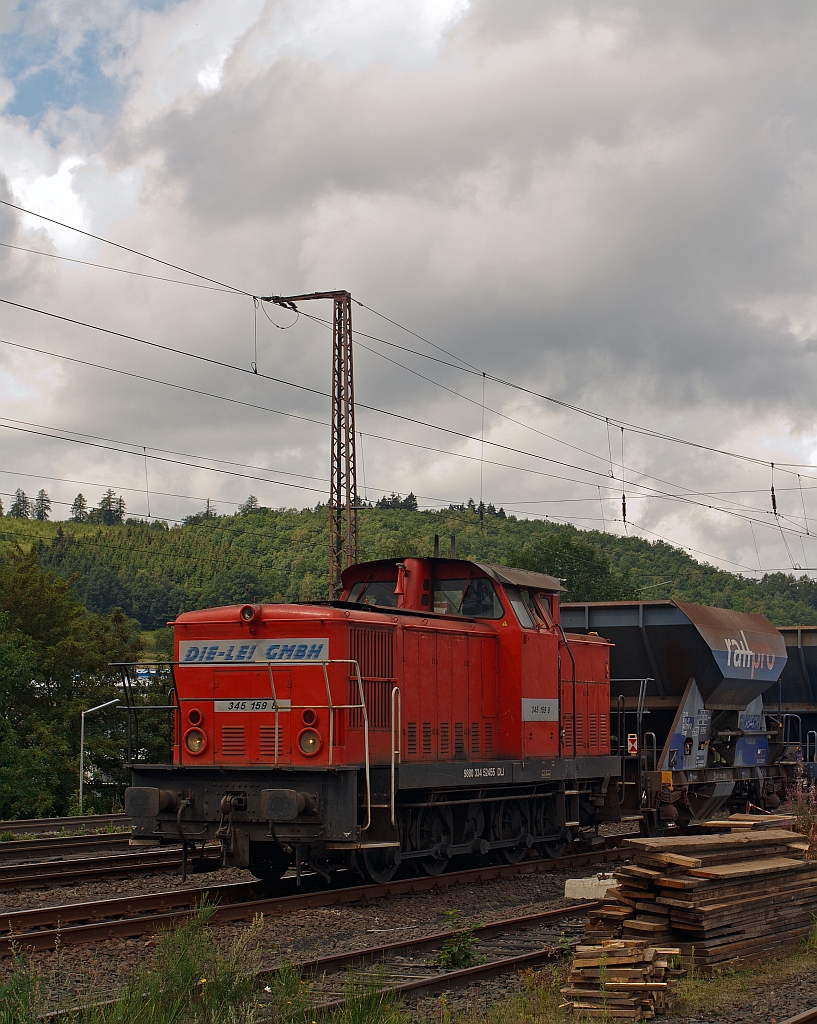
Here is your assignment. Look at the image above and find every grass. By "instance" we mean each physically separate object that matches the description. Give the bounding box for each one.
[0,903,402,1024]
[4,908,815,1024]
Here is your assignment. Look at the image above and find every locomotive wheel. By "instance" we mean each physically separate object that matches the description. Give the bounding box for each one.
[360,846,400,885]
[462,802,486,851]
[417,806,453,875]
[496,799,529,865]
[538,802,567,859]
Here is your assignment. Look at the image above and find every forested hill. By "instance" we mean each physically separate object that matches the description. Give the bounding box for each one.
[2,507,816,630]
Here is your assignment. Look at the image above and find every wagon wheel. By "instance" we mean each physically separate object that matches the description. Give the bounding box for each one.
[495,799,529,864]
[417,806,453,875]
[360,845,400,884]
[248,843,291,882]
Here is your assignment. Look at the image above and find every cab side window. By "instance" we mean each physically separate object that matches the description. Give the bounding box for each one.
[504,585,536,628]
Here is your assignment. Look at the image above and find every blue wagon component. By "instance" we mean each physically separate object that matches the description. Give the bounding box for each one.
[561,599,792,830]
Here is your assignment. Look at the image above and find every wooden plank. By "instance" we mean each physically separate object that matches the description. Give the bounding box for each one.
[687,856,808,880]
[624,828,800,853]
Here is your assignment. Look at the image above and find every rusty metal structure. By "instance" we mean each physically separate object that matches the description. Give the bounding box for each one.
[265,291,358,598]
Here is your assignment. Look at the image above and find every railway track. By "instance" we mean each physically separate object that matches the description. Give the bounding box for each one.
[0,813,128,837]
[0,845,220,891]
[259,901,592,1013]
[0,832,131,864]
[0,841,627,956]
[783,1012,817,1024]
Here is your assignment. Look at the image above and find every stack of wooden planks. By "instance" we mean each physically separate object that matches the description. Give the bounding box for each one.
[593,820,815,971]
[560,938,681,1019]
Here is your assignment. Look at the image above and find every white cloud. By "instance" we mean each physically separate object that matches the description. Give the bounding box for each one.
[0,0,813,575]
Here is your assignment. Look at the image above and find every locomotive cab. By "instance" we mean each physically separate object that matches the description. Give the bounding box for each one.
[124,556,619,883]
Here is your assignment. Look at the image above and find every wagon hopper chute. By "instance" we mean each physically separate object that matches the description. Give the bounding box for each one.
[560,600,789,830]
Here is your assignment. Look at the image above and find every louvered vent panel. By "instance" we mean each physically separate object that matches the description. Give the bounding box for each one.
[349,626,395,729]
[471,723,480,755]
[221,726,245,756]
[575,714,585,749]
[259,726,283,758]
[484,721,493,754]
[454,722,465,757]
[440,722,449,755]
[589,714,598,747]
[407,722,417,755]
[422,722,432,755]
[600,714,609,750]
[563,714,574,752]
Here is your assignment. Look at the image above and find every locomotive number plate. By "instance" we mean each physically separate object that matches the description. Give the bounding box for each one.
[521,698,559,721]
[214,699,291,712]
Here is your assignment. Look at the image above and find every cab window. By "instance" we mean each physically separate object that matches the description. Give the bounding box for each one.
[503,585,536,628]
[347,579,399,608]
[533,591,554,627]
[433,577,504,619]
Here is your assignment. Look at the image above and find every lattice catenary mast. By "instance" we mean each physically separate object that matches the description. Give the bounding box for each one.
[265,291,358,598]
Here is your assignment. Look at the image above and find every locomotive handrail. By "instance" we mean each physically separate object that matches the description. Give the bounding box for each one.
[807,731,817,763]
[643,731,658,773]
[390,686,401,827]
[615,694,625,803]
[111,660,372,824]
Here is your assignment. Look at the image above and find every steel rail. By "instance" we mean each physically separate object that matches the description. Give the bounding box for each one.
[0,813,128,836]
[782,1011,817,1024]
[0,842,628,956]
[0,846,218,891]
[43,901,595,1021]
[281,902,595,1012]
[0,833,131,864]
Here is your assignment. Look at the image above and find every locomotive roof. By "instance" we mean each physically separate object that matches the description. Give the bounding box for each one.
[341,557,562,592]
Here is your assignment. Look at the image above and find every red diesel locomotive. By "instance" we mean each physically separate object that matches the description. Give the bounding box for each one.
[125,557,620,882]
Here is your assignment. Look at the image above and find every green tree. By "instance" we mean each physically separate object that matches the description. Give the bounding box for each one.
[70,493,88,522]
[0,549,142,816]
[90,489,126,525]
[183,499,218,525]
[506,530,636,602]
[7,489,30,519]
[238,495,260,514]
[32,489,51,521]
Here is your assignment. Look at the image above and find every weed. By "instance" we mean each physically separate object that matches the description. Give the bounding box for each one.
[805,916,817,955]
[556,931,574,955]
[437,910,483,970]
[0,950,47,1024]
[333,964,402,1024]
[263,962,312,1024]
[0,831,15,842]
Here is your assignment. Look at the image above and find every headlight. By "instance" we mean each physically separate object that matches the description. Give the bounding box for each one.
[297,728,322,757]
[184,728,207,755]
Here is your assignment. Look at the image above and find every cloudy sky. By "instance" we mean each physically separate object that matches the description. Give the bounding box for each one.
[0,0,814,577]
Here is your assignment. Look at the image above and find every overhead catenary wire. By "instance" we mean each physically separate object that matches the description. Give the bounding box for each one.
[2,196,813,571]
[0,242,240,293]
[0,198,252,296]
[1,326,812,543]
[4,193,814,482]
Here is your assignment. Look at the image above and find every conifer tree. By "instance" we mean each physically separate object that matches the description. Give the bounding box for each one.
[94,489,126,525]
[7,489,30,518]
[32,489,52,521]
[70,494,88,522]
[238,495,259,514]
